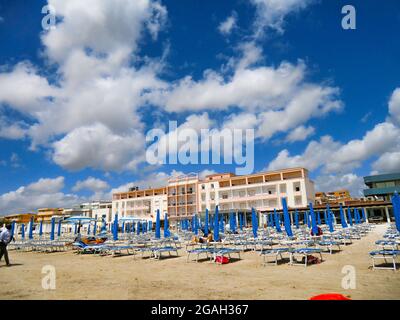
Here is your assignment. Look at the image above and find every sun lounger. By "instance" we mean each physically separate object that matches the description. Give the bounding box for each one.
[375,240,399,250]
[213,248,241,264]
[260,248,290,266]
[318,240,341,254]
[152,246,179,259]
[289,248,323,267]
[369,249,400,270]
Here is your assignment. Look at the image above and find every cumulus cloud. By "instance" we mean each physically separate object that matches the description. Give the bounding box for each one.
[218,12,237,35]
[52,123,145,171]
[0,177,82,214]
[372,151,400,174]
[250,0,314,37]
[388,88,400,125]
[285,125,315,143]
[314,173,365,197]
[72,177,110,193]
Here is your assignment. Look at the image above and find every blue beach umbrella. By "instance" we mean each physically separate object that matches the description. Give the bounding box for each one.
[21,223,25,240]
[317,211,321,225]
[11,221,15,239]
[193,215,199,235]
[274,209,282,233]
[57,219,62,237]
[113,213,118,241]
[229,213,234,232]
[101,217,107,232]
[93,219,97,236]
[239,213,243,231]
[282,198,293,237]
[219,216,224,233]
[347,207,353,226]
[156,209,161,239]
[251,208,258,238]
[391,192,400,232]
[309,203,319,235]
[164,213,170,238]
[87,224,91,235]
[361,208,367,223]
[355,208,361,224]
[294,210,299,229]
[122,222,125,234]
[50,218,55,241]
[148,221,152,232]
[324,210,328,225]
[339,205,348,228]
[74,223,77,235]
[28,216,34,240]
[214,206,220,241]
[326,205,334,233]
[39,220,43,237]
[136,221,140,235]
[204,208,209,236]
[307,212,311,228]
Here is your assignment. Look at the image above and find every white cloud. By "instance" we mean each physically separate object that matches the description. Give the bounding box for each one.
[388,88,400,125]
[0,116,28,140]
[267,122,400,174]
[285,125,315,143]
[0,177,82,214]
[218,12,237,35]
[372,151,400,174]
[250,0,314,37]
[52,123,145,171]
[72,177,110,193]
[314,173,365,197]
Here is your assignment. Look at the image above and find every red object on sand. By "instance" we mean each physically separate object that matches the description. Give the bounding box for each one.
[310,293,351,300]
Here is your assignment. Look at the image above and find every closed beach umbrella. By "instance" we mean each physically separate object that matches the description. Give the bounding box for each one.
[148,221,152,232]
[326,205,334,233]
[113,213,118,241]
[339,205,348,228]
[164,213,170,238]
[136,221,140,235]
[324,210,328,225]
[251,207,258,238]
[274,209,282,233]
[101,217,107,232]
[156,209,161,239]
[294,210,299,229]
[93,219,97,236]
[307,212,311,228]
[347,207,353,226]
[361,208,367,223]
[28,216,34,240]
[282,198,293,237]
[122,222,125,234]
[214,206,220,241]
[354,208,361,224]
[220,216,224,233]
[57,219,62,237]
[50,218,55,241]
[193,214,199,235]
[21,223,25,240]
[204,208,209,236]
[11,221,15,239]
[309,203,319,236]
[239,213,243,231]
[87,224,91,235]
[74,223,77,235]
[39,220,43,237]
[391,192,400,232]
[229,212,234,232]
[317,211,321,225]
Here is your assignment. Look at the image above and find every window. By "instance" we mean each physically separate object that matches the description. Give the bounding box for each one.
[280,184,286,193]
[211,184,214,188]
[201,184,205,190]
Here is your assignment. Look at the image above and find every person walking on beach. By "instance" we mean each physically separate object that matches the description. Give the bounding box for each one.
[0,224,12,266]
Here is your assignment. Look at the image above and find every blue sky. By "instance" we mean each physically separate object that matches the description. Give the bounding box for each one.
[0,0,399,214]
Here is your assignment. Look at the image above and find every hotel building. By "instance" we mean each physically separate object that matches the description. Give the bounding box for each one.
[112,167,315,221]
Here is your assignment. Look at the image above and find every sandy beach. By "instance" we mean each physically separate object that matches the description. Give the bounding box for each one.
[1,224,399,300]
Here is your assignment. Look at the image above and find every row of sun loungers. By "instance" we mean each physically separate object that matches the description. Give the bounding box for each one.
[369,225,399,271]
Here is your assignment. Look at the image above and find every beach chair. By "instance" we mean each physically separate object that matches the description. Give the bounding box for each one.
[289,248,323,267]
[369,249,400,270]
[375,240,399,251]
[318,240,341,254]
[260,248,290,266]
[213,248,241,264]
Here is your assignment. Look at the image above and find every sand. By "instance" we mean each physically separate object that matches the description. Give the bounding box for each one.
[1,224,399,300]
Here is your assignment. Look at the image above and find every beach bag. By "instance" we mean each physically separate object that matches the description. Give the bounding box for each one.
[306,255,321,265]
[215,256,230,264]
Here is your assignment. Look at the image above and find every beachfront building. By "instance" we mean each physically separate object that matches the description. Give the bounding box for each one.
[4,213,36,224]
[112,167,315,222]
[363,172,400,201]
[315,189,352,205]
[78,201,113,222]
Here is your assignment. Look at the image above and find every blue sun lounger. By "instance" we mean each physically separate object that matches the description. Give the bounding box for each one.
[214,248,241,264]
[186,247,214,262]
[369,249,400,270]
[318,240,341,254]
[289,248,323,267]
[260,248,290,266]
[375,240,399,250]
